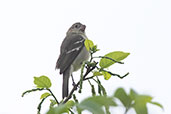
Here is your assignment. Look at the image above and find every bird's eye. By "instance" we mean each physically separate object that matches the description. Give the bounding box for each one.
[74,24,80,28]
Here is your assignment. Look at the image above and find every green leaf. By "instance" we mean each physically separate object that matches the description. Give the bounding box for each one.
[91,84,96,96]
[47,105,68,114]
[84,39,94,51]
[91,45,100,53]
[129,89,157,114]
[78,100,104,114]
[102,71,111,80]
[99,51,130,68]
[114,88,132,108]
[129,89,163,114]
[34,75,52,88]
[66,100,75,107]
[47,101,74,114]
[149,101,164,110]
[133,102,148,114]
[93,71,103,76]
[98,82,107,96]
[50,99,57,108]
[136,95,153,103]
[77,96,117,114]
[132,95,153,114]
[40,92,51,99]
[129,89,138,100]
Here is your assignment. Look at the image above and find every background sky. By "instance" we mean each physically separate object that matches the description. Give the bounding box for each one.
[0,0,171,114]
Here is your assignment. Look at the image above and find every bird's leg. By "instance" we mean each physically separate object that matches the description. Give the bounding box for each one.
[71,74,80,91]
[71,74,76,87]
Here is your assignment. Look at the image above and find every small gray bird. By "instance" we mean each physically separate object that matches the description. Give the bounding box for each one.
[56,22,90,99]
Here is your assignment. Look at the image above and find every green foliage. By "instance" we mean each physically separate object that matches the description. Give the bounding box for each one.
[34,75,52,88]
[47,100,74,114]
[96,77,107,96]
[102,71,111,80]
[114,88,132,108]
[99,51,130,68]
[84,39,99,53]
[77,96,117,114]
[114,88,163,114]
[149,101,163,109]
[40,92,51,99]
[46,88,163,114]
[22,75,59,114]
[22,39,163,114]
[93,71,103,76]
[78,61,85,93]
[91,45,100,53]
[84,39,94,51]
[50,99,57,108]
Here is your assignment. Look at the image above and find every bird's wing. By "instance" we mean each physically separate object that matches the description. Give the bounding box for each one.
[56,34,85,74]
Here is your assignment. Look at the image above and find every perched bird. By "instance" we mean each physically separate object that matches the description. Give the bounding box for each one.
[56,22,90,99]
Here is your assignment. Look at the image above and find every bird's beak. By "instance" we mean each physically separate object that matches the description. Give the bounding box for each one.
[80,25,86,32]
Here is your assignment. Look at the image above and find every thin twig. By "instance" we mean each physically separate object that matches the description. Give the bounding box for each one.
[105,71,129,79]
[96,66,129,79]
[37,96,50,114]
[93,56,124,64]
[79,62,86,93]
[69,109,74,114]
[47,88,59,104]
[84,76,95,80]
[89,52,93,62]
[92,78,107,96]
[22,88,45,97]
[124,108,129,114]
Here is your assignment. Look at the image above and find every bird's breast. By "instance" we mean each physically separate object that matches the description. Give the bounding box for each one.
[71,47,90,72]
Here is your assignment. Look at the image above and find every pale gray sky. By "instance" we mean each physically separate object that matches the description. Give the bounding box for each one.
[0,0,171,114]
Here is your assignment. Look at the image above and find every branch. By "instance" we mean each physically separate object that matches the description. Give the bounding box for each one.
[37,95,50,114]
[109,71,129,79]
[84,76,95,80]
[22,88,45,97]
[47,88,59,104]
[63,62,97,103]
[102,69,129,79]
[93,56,124,64]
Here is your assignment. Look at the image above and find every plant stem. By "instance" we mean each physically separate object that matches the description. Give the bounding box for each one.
[47,88,59,104]
[93,56,124,64]
[79,62,85,93]
[96,66,129,79]
[124,108,129,114]
[89,51,93,62]
[104,70,129,79]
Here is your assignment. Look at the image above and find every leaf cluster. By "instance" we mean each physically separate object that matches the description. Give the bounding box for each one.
[114,88,163,114]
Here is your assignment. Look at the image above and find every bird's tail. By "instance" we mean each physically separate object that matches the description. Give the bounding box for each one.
[62,68,70,99]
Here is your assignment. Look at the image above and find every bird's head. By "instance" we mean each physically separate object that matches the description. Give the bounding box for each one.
[67,22,86,35]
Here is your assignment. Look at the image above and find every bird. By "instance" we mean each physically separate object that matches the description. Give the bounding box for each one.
[55,22,90,99]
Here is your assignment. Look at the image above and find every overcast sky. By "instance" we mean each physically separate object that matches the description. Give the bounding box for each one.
[0,0,171,114]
